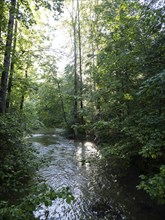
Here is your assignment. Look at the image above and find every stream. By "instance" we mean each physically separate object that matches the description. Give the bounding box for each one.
[29,129,165,220]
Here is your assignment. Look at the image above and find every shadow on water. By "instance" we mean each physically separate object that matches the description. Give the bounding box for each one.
[28,134,58,147]
[28,129,165,220]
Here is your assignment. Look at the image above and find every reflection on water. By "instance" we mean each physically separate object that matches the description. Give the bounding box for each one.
[30,133,165,220]
[75,141,101,173]
[29,134,58,147]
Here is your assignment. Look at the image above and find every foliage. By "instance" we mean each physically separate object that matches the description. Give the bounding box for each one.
[0,0,165,206]
[35,82,64,127]
[0,183,74,220]
[21,0,165,204]
[71,0,165,203]
[137,166,165,204]
[0,113,38,196]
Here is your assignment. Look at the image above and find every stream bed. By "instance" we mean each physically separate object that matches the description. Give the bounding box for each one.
[29,129,165,220]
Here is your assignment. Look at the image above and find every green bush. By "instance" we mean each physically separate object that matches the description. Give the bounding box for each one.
[137,166,165,204]
[0,184,74,220]
[0,113,37,197]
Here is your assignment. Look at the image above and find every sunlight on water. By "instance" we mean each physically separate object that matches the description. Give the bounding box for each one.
[32,134,44,137]
[30,133,164,220]
[84,141,94,147]
[76,141,100,160]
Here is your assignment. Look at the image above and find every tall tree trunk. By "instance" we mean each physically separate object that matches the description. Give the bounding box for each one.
[0,0,16,113]
[89,0,97,117]
[20,94,24,110]
[94,0,101,112]
[6,8,18,111]
[77,0,83,124]
[20,70,27,110]
[72,0,78,123]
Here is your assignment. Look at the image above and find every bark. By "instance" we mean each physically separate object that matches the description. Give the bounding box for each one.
[6,9,18,110]
[0,0,16,113]
[20,94,24,110]
[94,0,100,112]
[73,23,78,122]
[20,70,27,110]
[77,0,83,124]
[72,0,78,123]
[89,0,97,115]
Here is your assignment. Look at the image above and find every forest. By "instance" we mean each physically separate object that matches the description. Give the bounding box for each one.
[0,0,165,219]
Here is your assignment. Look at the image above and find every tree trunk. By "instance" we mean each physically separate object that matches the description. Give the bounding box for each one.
[20,94,24,110]
[72,0,78,123]
[77,0,83,124]
[20,70,27,110]
[93,0,100,112]
[0,0,16,113]
[6,8,18,111]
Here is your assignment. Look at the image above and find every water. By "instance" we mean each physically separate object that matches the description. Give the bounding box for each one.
[29,130,165,220]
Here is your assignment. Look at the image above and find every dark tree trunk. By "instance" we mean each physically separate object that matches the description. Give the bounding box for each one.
[20,70,27,110]
[6,11,18,110]
[0,0,16,113]
[20,94,24,110]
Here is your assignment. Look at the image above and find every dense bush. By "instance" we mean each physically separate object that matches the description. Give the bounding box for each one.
[98,71,165,203]
[0,113,40,218]
[0,113,35,196]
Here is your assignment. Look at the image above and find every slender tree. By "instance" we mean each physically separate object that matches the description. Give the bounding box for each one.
[72,0,78,123]
[6,3,19,110]
[20,69,28,110]
[0,0,17,113]
[77,0,83,123]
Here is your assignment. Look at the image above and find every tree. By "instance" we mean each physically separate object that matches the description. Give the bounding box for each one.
[58,0,165,202]
[6,2,19,110]
[88,0,165,202]
[71,0,79,124]
[0,0,17,113]
[77,0,83,123]
[0,0,64,113]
